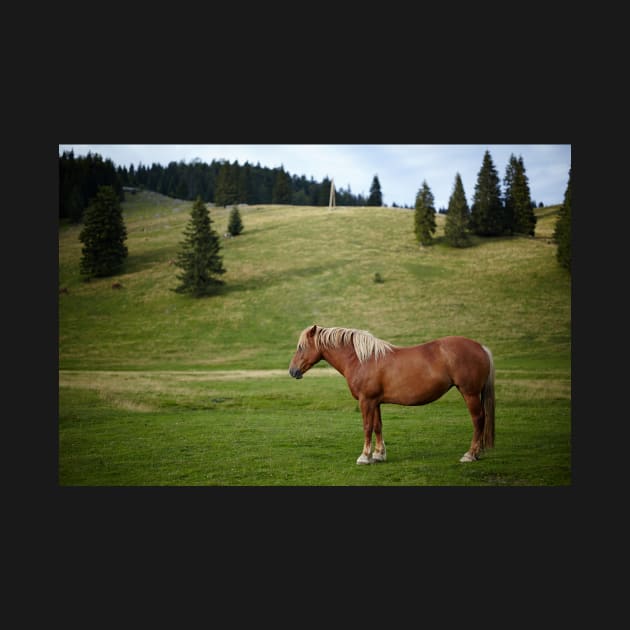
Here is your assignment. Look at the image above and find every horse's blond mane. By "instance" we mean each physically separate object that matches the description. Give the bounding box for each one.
[298,325,393,363]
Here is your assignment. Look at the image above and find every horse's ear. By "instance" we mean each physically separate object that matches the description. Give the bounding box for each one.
[308,325,318,337]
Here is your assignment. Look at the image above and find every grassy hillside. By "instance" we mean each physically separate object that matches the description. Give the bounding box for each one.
[59,194,568,371]
[58,193,571,485]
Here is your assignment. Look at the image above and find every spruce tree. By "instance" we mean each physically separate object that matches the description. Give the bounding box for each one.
[318,177,332,206]
[215,161,239,207]
[173,196,226,297]
[553,168,571,273]
[272,166,292,204]
[238,164,251,204]
[504,155,537,236]
[67,185,84,224]
[444,173,470,247]
[79,185,128,278]
[502,155,517,234]
[227,205,244,236]
[367,175,383,206]
[414,180,436,246]
[470,150,504,236]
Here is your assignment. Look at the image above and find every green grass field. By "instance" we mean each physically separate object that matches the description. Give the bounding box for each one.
[58,192,571,485]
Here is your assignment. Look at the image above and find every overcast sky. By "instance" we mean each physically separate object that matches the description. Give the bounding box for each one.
[58,144,571,209]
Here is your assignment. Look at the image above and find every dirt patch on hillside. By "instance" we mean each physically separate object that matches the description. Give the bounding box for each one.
[167,368,338,381]
[59,367,338,386]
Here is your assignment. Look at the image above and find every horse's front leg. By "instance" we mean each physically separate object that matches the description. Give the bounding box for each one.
[356,398,382,464]
[371,404,386,462]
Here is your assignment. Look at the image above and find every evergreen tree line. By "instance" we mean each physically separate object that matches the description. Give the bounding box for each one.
[414,150,549,248]
[59,151,384,223]
[59,151,123,222]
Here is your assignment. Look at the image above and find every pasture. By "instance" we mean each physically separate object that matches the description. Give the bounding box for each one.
[58,192,571,485]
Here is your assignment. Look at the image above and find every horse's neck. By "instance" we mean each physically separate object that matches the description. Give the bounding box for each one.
[321,344,358,377]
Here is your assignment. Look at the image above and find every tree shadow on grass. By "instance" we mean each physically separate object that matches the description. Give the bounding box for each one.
[432,234,529,249]
[123,248,178,275]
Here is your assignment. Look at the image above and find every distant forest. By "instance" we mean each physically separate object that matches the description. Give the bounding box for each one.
[59,151,383,222]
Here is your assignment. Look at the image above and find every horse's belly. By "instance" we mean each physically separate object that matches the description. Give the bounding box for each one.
[384,389,450,406]
[382,373,452,406]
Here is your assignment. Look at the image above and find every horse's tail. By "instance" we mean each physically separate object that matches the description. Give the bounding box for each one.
[481,346,495,449]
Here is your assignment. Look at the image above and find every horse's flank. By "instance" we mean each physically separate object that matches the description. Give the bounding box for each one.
[298,326,393,363]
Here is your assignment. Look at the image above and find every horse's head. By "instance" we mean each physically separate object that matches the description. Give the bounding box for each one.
[289,325,323,379]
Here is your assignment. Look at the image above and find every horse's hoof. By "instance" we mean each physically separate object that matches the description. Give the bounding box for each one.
[356,454,373,465]
[460,452,478,463]
[372,451,387,462]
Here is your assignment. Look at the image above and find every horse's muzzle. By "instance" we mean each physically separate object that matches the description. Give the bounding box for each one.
[289,367,303,379]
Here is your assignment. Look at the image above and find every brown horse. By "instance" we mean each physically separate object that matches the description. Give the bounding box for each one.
[288,325,495,464]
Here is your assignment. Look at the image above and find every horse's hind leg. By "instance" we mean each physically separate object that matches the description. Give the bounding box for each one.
[460,392,485,463]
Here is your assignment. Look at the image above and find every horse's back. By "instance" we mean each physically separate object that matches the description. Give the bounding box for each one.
[435,335,486,354]
[403,335,483,360]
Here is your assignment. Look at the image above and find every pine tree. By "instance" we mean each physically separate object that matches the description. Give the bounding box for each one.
[228,205,244,236]
[470,150,504,236]
[318,177,332,206]
[176,178,188,200]
[553,168,571,273]
[173,196,226,296]
[414,180,436,246]
[272,166,292,204]
[504,155,537,236]
[238,164,251,203]
[215,161,239,207]
[367,175,383,206]
[502,155,517,234]
[67,185,84,224]
[444,173,470,247]
[59,151,123,223]
[79,185,128,278]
